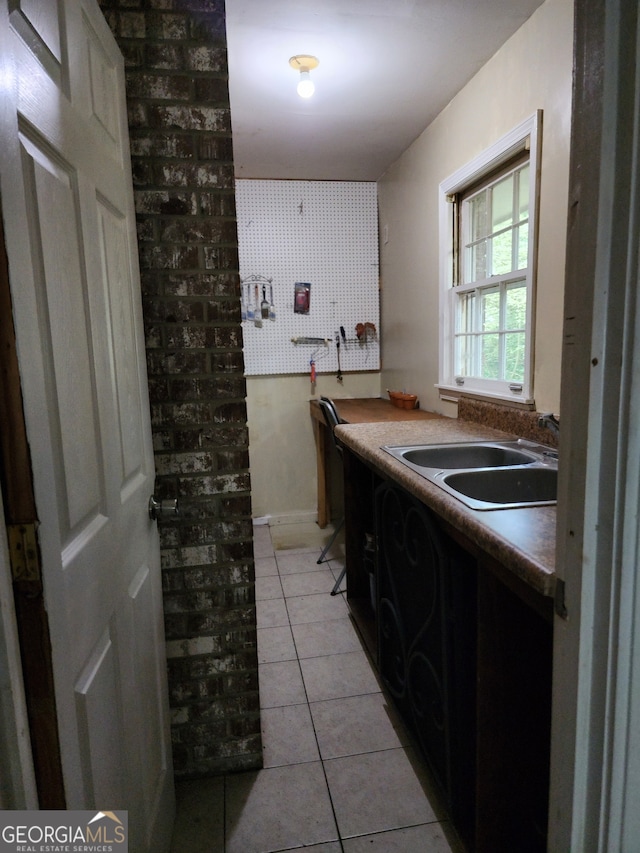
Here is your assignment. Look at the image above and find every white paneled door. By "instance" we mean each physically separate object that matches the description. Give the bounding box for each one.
[0,1,174,850]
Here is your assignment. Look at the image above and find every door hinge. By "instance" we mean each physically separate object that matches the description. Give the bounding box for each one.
[554,577,567,619]
[8,523,41,583]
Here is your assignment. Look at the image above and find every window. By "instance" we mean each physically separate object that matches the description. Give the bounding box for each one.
[438,113,541,403]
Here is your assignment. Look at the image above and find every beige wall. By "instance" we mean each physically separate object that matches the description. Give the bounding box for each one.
[247,372,380,522]
[378,0,573,417]
[247,0,572,522]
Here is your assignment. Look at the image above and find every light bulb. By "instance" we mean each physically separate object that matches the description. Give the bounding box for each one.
[297,70,315,98]
[289,55,319,97]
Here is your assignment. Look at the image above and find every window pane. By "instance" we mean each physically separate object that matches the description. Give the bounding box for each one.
[518,164,530,218]
[457,291,475,333]
[480,334,499,379]
[505,283,527,330]
[481,288,500,332]
[465,240,487,283]
[455,335,472,376]
[468,190,488,242]
[505,332,526,382]
[456,292,475,375]
[491,230,513,275]
[492,175,514,231]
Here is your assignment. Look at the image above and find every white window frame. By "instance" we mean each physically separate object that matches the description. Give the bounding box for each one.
[437,112,542,405]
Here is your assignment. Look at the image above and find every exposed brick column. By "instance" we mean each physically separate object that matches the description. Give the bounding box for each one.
[99,0,261,777]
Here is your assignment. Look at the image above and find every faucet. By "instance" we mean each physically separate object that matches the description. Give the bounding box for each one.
[538,413,560,437]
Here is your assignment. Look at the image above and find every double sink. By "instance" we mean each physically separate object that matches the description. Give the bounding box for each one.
[382,439,558,510]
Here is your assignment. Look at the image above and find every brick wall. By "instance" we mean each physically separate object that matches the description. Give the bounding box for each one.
[99,0,261,777]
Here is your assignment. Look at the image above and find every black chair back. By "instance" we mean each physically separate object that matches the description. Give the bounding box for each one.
[318,397,342,456]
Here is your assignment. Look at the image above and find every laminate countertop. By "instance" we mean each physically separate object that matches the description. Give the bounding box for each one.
[335,417,557,598]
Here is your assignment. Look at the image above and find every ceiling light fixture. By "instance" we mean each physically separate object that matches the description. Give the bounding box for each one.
[289,55,319,99]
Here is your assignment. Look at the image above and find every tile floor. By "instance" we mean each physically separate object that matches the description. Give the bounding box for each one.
[170,522,464,853]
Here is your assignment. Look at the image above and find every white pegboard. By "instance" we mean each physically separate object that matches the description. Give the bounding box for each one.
[236,180,380,376]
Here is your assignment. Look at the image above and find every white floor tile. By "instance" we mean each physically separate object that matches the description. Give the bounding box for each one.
[258,660,307,709]
[292,617,362,659]
[256,597,290,629]
[170,777,224,853]
[257,625,297,664]
[276,551,325,575]
[286,592,348,625]
[225,763,338,853]
[253,524,275,558]
[300,650,381,703]
[324,747,439,839]
[309,692,410,759]
[255,575,284,601]
[281,569,336,598]
[342,823,460,852]
[260,703,320,767]
[255,555,278,577]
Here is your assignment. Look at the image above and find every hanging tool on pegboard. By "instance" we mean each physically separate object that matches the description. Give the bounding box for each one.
[310,357,316,390]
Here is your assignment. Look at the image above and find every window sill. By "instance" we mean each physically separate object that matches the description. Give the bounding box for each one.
[436,384,536,410]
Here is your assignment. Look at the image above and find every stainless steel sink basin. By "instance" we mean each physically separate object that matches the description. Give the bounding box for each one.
[400,443,536,469]
[382,439,558,510]
[443,467,557,506]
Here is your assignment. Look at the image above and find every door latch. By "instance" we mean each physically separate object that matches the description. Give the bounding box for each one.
[148,496,179,521]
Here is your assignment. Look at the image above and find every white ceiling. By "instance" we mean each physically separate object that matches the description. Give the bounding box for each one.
[226,0,546,181]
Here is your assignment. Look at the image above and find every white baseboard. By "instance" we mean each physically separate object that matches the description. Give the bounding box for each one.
[252,510,318,527]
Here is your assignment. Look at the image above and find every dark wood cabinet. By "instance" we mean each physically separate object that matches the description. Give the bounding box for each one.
[342,446,380,656]
[342,447,553,853]
[375,480,477,847]
[475,559,553,852]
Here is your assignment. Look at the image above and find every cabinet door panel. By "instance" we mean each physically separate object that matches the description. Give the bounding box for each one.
[375,481,477,849]
[375,483,451,799]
